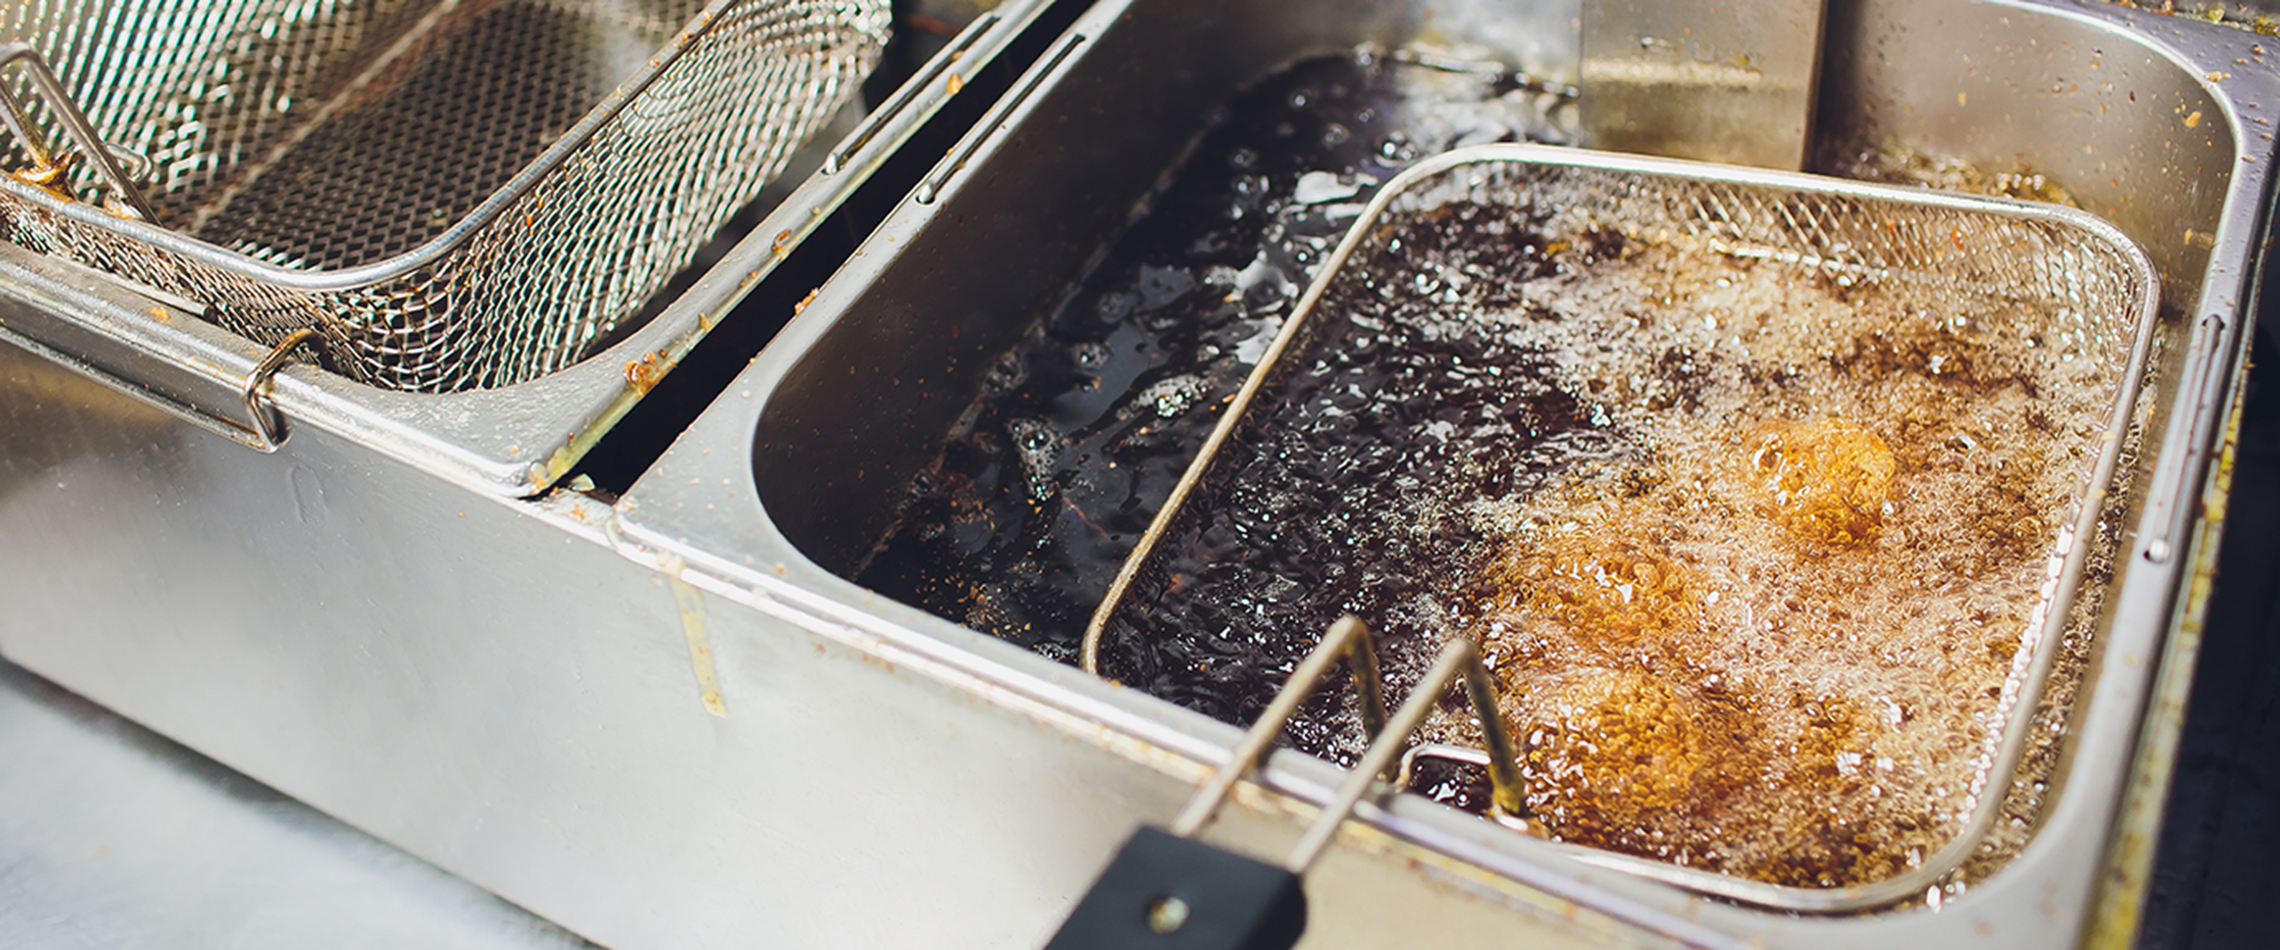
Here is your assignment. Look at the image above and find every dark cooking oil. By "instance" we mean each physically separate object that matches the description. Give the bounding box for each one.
[857,49,1573,673]
[1098,205,1626,761]
[1105,159,2129,887]
[858,41,2131,892]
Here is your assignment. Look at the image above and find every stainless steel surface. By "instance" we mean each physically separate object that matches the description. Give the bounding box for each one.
[2149,1,2280,34]
[1086,142,2161,912]
[913,31,1084,205]
[614,0,2277,945]
[0,657,594,950]
[824,9,995,176]
[0,1,2267,949]
[0,335,1720,949]
[745,0,1548,577]
[0,0,888,393]
[2119,327,2280,950]
[1579,0,1825,169]
[2085,345,2245,950]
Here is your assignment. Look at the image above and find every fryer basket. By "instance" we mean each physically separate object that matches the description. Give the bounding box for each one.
[0,0,889,392]
[1085,144,2161,911]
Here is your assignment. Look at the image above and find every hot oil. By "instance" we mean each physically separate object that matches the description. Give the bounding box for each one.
[1112,196,2122,888]
[1813,138,2119,895]
[855,41,2126,892]
[1103,202,1616,758]
[857,49,1574,663]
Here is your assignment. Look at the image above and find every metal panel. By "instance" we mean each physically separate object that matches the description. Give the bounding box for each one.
[1579,0,1825,168]
[0,658,596,950]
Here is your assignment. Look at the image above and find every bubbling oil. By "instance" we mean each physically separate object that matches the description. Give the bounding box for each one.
[1455,215,2115,886]
[1114,192,2125,888]
[852,40,2131,891]
[1745,416,1897,548]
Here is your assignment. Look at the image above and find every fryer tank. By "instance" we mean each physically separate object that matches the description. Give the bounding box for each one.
[0,0,2271,947]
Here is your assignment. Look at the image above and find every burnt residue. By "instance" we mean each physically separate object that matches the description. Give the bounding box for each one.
[1833,324,2043,398]
[1813,143,2081,208]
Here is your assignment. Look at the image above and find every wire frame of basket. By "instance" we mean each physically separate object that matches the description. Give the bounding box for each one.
[0,0,890,392]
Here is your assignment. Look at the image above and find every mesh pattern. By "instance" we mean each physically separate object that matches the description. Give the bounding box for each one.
[2,0,441,225]
[1096,150,2155,901]
[1383,162,2147,361]
[0,0,889,392]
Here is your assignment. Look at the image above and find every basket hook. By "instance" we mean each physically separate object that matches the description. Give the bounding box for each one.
[0,41,158,221]
[1286,633,1531,867]
[242,329,324,450]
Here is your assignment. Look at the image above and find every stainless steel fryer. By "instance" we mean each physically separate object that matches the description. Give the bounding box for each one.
[0,0,888,393]
[618,0,2263,944]
[0,0,2269,949]
[1084,143,2159,910]
[0,0,1042,498]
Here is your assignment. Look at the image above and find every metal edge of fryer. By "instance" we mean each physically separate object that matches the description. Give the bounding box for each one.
[0,0,1068,499]
[611,0,2280,945]
[1079,140,2165,914]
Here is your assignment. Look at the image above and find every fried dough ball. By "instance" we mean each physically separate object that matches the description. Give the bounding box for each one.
[1745,416,1897,547]
[1494,530,1697,650]
[1518,669,1762,850]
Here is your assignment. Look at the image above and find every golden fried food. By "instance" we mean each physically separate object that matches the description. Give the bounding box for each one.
[1744,416,1897,547]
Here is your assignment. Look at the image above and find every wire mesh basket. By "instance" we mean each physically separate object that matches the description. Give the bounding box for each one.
[0,0,890,392]
[1086,144,2159,909]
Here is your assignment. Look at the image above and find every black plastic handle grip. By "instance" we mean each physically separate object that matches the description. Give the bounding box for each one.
[1043,827,1306,950]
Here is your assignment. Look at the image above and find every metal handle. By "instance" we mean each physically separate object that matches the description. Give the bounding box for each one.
[0,239,328,453]
[241,329,324,450]
[1171,617,1528,849]
[0,41,158,220]
[1169,616,1380,837]
[912,31,1085,204]
[1049,618,1376,950]
[1049,621,1530,950]
[1286,637,1527,871]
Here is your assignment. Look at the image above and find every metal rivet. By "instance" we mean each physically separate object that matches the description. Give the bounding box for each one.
[2145,539,2172,563]
[1146,896,1190,934]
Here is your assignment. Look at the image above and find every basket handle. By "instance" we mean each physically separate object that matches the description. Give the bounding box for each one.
[0,41,158,221]
[0,245,323,453]
[1044,623,1532,948]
